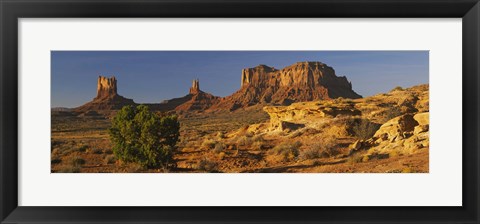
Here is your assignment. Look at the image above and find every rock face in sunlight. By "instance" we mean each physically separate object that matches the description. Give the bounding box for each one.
[72,62,363,114]
[95,76,118,100]
[74,76,136,115]
[189,79,200,95]
[261,84,430,158]
[263,101,360,132]
[210,61,362,111]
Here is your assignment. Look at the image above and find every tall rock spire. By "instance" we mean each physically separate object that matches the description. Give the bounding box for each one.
[189,79,200,94]
[95,76,118,99]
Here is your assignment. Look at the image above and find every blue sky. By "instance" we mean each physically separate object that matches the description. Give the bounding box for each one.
[51,51,428,108]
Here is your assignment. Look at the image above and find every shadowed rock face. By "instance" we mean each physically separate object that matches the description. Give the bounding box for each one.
[210,61,362,111]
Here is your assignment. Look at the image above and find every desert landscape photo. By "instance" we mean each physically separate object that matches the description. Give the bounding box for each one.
[51,51,429,173]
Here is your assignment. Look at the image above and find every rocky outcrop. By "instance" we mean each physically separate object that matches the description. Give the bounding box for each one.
[373,114,419,142]
[74,77,220,114]
[70,62,362,114]
[356,112,429,155]
[263,100,361,131]
[189,79,200,95]
[351,84,429,124]
[150,79,220,112]
[176,79,220,112]
[210,62,362,111]
[260,85,429,153]
[74,76,136,114]
[95,76,118,100]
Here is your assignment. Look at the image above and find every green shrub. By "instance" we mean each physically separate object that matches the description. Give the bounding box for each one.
[383,106,402,121]
[300,147,321,160]
[196,158,219,172]
[77,145,89,152]
[89,148,103,154]
[301,138,337,160]
[391,86,404,92]
[70,156,85,167]
[109,105,180,168]
[237,136,252,146]
[269,141,301,162]
[51,158,62,164]
[350,119,380,140]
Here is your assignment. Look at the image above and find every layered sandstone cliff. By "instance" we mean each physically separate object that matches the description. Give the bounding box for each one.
[72,61,362,114]
[210,62,361,111]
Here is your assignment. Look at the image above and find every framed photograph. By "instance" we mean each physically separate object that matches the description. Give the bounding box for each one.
[1,0,479,223]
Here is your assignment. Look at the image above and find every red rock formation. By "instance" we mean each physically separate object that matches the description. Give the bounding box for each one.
[175,79,220,112]
[72,62,361,114]
[95,76,118,100]
[74,76,136,114]
[209,61,362,111]
[189,79,200,94]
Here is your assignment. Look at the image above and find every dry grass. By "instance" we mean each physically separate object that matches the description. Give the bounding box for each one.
[269,141,301,162]
[195,158,219,172]
[350,119,380,140]
[51,88,429,173]
[201,139,217,150]
[301,136,338,160]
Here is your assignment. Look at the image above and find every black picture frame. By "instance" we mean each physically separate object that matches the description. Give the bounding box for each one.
[1,0,479,223]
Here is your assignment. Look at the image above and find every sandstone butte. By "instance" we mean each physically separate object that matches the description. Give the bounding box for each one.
[74,76,220,114]
[74,76,136,113]
[209,61,361,111]
[72,61,362,114]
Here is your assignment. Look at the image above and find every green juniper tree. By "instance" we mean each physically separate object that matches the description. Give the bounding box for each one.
[109,105,180,169]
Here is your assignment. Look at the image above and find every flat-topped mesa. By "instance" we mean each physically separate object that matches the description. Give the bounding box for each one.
[241,65,278,87]
[95,76,118,99]
[240,61,355,91]
[189,79,200,95]
[210,61,361,111]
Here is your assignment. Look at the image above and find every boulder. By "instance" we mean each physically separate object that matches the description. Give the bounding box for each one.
[414,125,429,135]
[366,112,429,155]
[413,112,429,126]
[263,101,360,132]
[373,114,418,141]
